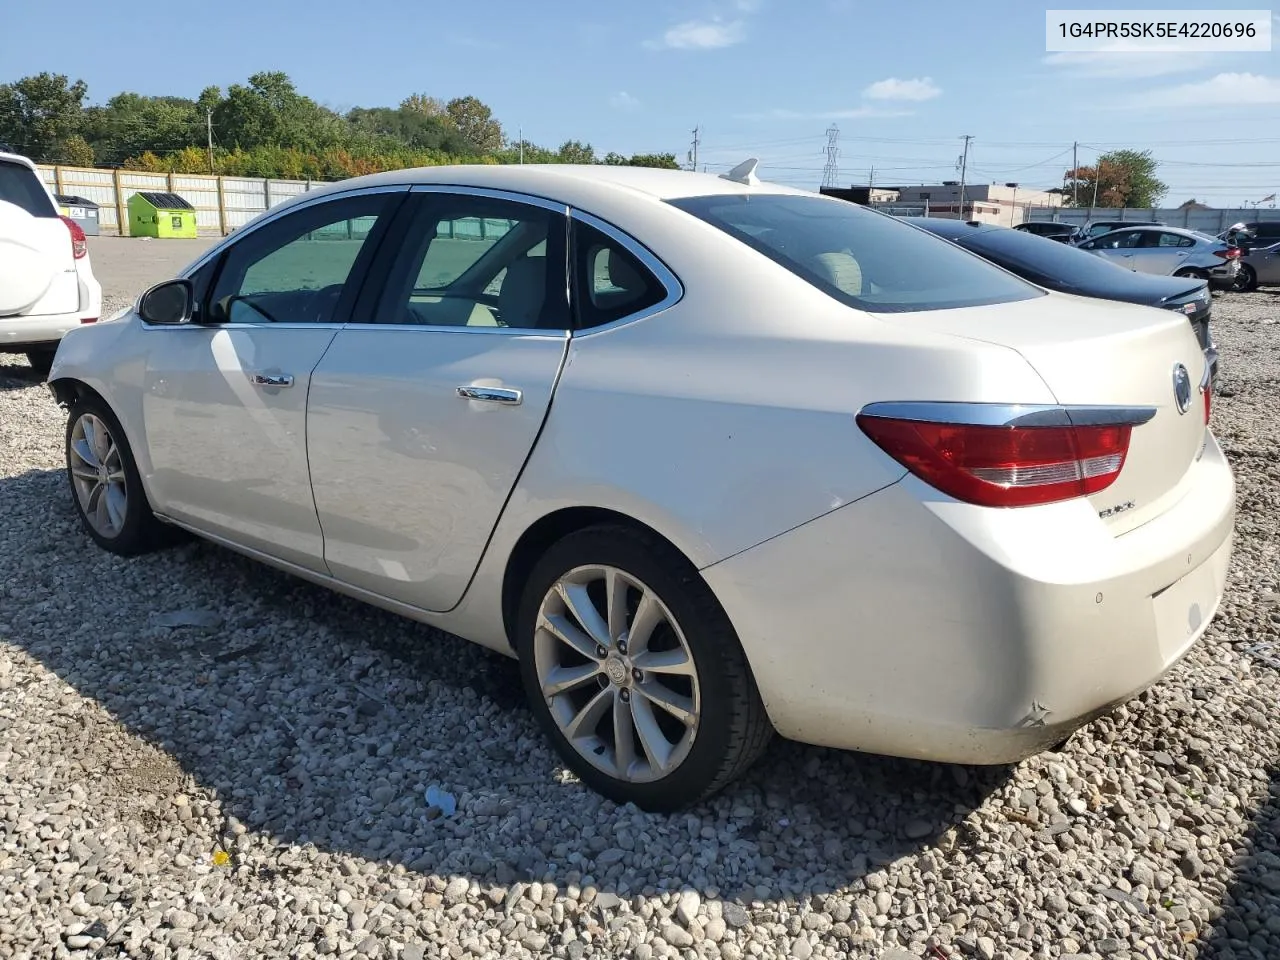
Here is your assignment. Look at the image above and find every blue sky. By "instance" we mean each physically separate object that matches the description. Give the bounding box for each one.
[3,0,1279,206]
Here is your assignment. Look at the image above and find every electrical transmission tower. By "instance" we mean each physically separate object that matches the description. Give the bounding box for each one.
[821,124,840,188]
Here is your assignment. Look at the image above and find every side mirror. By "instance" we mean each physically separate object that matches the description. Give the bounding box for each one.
[138,279,195,325]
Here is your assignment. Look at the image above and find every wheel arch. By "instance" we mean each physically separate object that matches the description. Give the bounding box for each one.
[499,506,701,653]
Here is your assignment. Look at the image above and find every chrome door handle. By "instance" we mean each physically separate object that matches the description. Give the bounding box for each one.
[252,373,294,388]
[456,385,522,405]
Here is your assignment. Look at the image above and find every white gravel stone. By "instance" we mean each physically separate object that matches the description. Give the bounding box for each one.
[0,290,1277,960]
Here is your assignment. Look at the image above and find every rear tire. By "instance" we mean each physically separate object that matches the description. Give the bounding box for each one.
[1232,264,1257,293]
[516,524,773,811]
[65,394,175,556]
[25,346,56,378]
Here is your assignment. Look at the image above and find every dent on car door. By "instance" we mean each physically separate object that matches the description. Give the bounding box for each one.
[306,188,572,610]
[139,189,404,570]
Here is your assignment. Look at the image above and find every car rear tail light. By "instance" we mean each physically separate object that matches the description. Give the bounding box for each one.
[1213,247,1242,260]
[1202,374,1212,425]
[80,317,97,324]
[59,216,87,259]
[856,415,1134,507]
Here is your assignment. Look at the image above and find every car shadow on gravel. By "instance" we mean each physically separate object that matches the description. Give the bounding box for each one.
[1197,761,1280,959]
[1,466,1014,905]
[0,362,45,391]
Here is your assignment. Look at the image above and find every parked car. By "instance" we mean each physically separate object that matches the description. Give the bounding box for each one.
[1012,221,1079,243]
[1076,225,1242,287]
[909,218,1219,382]
[1217,220,1280,253]
[1233,239,1280,291]
[0,151,101,374]
[47,165,1233,810]
[1075,219,1165,243]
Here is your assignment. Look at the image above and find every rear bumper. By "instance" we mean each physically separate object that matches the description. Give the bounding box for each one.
[1207,261,1240,288]
[0,310,85,349]
[703,432,1235,764]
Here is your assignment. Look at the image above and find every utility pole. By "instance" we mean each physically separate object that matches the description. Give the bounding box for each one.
[869,165,875,190]
[821,124,840,189]
[518,126,523,164]
[206,109,215,175]
[687,125,701,171]
[1071,141,1079,207]
[957,135,973,220]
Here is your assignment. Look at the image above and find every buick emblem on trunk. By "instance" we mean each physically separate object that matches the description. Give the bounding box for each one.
[1172,363,1192,415]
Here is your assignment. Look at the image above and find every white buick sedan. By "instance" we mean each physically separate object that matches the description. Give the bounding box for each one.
[49,164,1234,810]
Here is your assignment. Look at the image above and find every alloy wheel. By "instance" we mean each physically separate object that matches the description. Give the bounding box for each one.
[533,565,701,783]
[68,413,129,538]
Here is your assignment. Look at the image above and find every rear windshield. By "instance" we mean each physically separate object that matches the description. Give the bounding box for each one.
[0,161,56,217]
[669,193,1041,313]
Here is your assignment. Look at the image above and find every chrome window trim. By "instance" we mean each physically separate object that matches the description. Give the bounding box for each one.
[567,208,684,336]
[858,401,1158,429]
[340,323,570,340]
[178,183,413,279]
[141,322,349,333]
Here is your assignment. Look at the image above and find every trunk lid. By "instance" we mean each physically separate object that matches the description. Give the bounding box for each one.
[876,291,1210,534]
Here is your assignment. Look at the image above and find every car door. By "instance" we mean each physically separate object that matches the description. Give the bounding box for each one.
[1256,241,1280,284]
[305,187,572,610]
[140,188,404,571]
[1130,230,1190,275]
[1080,229,1141,269]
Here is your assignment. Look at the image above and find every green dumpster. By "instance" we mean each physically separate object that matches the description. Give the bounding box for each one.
[127,192,198,239]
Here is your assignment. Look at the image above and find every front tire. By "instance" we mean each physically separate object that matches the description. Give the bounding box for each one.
[1174,268,1210,281]
[65,395,172,556]
[516,524,773,811]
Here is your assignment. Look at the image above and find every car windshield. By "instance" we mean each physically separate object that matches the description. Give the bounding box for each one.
[936,226,1139,289]
[670,193,1041,312]
[0,161,56,217]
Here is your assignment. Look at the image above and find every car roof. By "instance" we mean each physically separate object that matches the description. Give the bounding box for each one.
[0,151,38,171]
[296,163,810,206]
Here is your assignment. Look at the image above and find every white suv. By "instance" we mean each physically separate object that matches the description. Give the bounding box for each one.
[0,151,101,374]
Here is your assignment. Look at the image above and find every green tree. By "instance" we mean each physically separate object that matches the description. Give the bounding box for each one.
[1064,149,1166,208]
[82,92,202,165]
[445,96,504,152]
[0,72,88,161]
[213,72,346,153]
[400,93,448,118]
[624,152,680,169]
[557,139,596,164]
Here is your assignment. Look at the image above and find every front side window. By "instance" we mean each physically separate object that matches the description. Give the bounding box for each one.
[374,193,568,329]
[670,193,1040,313]
[207,193,394,325]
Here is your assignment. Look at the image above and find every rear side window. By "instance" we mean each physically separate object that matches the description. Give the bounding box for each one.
[572,221,667,329]
[0,161,56,217]
[670,193,1040,313]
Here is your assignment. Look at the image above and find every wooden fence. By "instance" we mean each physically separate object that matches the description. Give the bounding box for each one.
[35,165,321,236]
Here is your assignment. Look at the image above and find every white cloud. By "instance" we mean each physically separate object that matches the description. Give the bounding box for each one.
[645,18,746,50]
[861,77,941,102]
[735,106,913,121]
[610,91,641,111]
[1120,72,1280,109]
[1043,49,1216,79]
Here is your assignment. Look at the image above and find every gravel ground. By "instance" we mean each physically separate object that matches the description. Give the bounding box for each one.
[1,290,1278,960]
